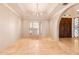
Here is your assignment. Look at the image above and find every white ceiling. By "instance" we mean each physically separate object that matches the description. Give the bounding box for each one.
[16,3,60,17]
[62,4,79,17]
[2,3,75,20]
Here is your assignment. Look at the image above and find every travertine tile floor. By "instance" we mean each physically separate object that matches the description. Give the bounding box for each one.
[0,37,79,55]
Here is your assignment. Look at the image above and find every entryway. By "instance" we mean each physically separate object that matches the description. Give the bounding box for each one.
[59,18,72,38]
[29,21,41,38]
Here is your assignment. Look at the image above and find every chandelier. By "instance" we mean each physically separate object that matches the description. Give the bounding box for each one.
[35,3,39,16]
[33,3,43,17]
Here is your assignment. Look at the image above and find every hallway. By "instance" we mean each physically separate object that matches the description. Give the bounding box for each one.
[0,37,79,55]
[0,3,79,55]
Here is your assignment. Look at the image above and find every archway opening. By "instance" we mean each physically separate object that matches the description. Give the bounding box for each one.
[59,4,79,39]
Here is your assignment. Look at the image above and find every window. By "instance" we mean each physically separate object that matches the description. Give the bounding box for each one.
[73,17,79,38]
[29,22,39,35]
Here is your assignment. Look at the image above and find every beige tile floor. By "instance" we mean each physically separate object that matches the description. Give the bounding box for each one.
[0,37,79,55]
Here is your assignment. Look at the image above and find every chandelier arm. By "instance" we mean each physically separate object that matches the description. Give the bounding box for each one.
[36,3,39,16]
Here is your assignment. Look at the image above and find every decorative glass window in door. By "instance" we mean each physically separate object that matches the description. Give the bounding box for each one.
[29,22,39,35]
[73,17,79,38]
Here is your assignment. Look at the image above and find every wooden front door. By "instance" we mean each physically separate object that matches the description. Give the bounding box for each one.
[59,18,72,38]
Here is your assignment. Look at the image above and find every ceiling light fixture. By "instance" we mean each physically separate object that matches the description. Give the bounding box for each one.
[36,3,39,17]
[34,3,43,17]
[76,9,79,11]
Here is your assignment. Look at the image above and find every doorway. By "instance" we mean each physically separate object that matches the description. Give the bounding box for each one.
[59,18,72,38]
[29,21,41,37]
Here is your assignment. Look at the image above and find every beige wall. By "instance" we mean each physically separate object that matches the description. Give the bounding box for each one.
[0,4,21,49]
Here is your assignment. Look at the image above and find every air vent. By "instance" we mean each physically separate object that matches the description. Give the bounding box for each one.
[62,3,68,5]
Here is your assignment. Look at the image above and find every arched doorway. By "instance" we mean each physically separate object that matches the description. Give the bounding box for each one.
[59,4,79,38]
[59,18,72,38]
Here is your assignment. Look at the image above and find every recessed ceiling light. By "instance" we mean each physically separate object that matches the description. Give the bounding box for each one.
[76,9,79,11]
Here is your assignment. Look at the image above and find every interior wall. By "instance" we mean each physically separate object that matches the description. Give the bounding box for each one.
[0,4,21,49]
[21,19,50,38]
[50,14,60,40]
[40,20,50,37]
